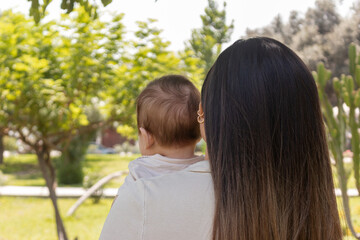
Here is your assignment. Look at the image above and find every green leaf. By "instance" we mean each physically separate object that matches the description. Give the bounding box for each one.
[78,114,89,126]
[349,43,356,77]
[13,62,30,72]
[333,77,341,93]
[345,75,354,95]
[5,94,16,101]
[69,103,81,116]
[316,63,328,87]
[101,0,113,6]
[117,124,136,139]
[355,66,360,86]
[354,90,360,107]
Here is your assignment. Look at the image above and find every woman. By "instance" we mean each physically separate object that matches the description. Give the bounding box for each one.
[200,37,341,239]
[100,37,341,239]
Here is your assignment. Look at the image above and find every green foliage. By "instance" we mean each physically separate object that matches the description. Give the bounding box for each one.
[0,9,119,145]
[0,154,134,188]
[57,130,96,185]
[0,8,199,168]
[313,44,360,238]
[350,44,357,76]
[57,160,84,185]
[178,49,204,89]
[0,8,205,239]
[0,9,126,239]
[195,139,207,154]
[3,136,18,151]
[186,0,234,75]
[27,0,113,23]
[1,9,197,143]
[108,19,200,136]
[57,108,101,185]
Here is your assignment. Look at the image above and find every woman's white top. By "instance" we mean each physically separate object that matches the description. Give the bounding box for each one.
[99,156,214,240]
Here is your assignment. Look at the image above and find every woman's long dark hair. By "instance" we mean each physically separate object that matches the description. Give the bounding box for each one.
[201,37,341,240]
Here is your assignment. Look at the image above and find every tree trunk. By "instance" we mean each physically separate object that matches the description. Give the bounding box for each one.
[36,148,68,240]
[0,134,4,164]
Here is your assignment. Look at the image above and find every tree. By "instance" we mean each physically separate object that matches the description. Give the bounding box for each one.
[53,9,125,186]
[109,19,195,137]
[178,49,204,88]
[27,0,112,23]
[186,0,234,76]
[0,8,125,240]
[0,9,204,239]
[0,11,34,164]
[288,10,303,36]
[57,107,101,184]
[0,11,68,239]
[305,0,340,35]
[244,0,357,78]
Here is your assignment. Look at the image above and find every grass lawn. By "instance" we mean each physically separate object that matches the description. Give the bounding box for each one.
[0,154,139,188]
[2,154,360,239]
[338,197,360,239]
[0,154,136,240]
[0,196,359,239]
[0,196,113,240]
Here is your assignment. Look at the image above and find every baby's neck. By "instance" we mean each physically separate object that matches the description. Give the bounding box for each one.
[151,144,197,159]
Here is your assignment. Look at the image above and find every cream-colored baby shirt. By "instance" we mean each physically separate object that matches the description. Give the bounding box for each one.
[126,154,205,181]
[99,159,214,240]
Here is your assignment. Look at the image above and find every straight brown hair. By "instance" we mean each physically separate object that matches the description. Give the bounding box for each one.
[137,75,201,146]
[201,37,342,239]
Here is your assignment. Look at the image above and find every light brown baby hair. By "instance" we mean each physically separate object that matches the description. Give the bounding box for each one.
[137,75,201,147]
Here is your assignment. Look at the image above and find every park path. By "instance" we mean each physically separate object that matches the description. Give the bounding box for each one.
[0,186,358,197]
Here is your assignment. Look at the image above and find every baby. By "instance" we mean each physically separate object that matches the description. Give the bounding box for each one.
[125,74,204,182]
[101,75,206,238]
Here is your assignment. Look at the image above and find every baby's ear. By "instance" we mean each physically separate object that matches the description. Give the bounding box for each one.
[139,127,155,149]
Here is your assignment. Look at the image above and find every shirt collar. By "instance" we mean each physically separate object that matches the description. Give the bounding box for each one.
[185,160,211,173]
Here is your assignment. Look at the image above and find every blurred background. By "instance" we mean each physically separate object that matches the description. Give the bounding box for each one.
[1,0,360,239]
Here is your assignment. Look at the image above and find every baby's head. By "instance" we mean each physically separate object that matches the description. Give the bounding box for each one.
[136,75,201,155]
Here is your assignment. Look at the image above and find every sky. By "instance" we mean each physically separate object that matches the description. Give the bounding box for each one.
[0,0,358,51]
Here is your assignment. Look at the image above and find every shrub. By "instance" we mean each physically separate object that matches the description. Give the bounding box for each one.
[57,160,84,185]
